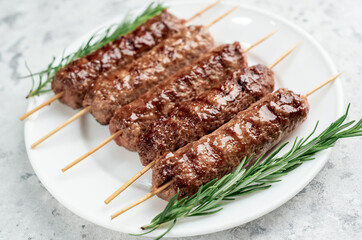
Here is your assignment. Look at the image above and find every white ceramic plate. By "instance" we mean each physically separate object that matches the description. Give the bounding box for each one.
[24,0,343,238]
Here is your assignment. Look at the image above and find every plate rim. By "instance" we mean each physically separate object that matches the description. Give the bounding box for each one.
[24,0,344,238]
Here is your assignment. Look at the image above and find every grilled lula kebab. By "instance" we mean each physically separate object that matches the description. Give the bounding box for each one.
[54,10,186,110]
[138,44,298,164]
[110,72,342,218]
[104,43,298,204]
[109,42,248,152]
[31,6,238,148]
[62,31,277,172]
[152,88,309,201]
[82,24,215,125]
[20,0,224,120]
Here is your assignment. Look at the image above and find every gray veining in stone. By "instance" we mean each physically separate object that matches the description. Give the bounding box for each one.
[0,0,361,239]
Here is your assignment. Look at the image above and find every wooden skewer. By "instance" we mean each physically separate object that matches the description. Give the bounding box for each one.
[104,42,299,204]
[61,130,122,172]
[32,6,239,150]
[205,5,238,29]
[104,161,155,204]
[110,71,343,218]
[110,180,174,220]
[64,30,277,174]
[244,30,277,52]
[59,7,246,172]
[19,92,64,120]
[186,0,223,23]
[19,2,223,121]
[31,106,91,149]
[304,71,343,97]
[28,9,236,149]
[268,42,301,69]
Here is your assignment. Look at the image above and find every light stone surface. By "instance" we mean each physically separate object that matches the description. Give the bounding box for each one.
[1,0,361,239]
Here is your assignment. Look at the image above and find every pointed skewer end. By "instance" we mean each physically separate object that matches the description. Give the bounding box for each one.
[205,5,239,29]
[111,180,175,220]
[244,29,278,53]
[186,0,224,23]
[268,41,301,69]
[304,71,343,97]
[19,92,64,121]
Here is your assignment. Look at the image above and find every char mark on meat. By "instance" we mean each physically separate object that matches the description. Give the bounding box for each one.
[52,10,185,109]
[152,88,309,201]
[138,64,274,165]
[84,25,215,125]
[109,42,247,151]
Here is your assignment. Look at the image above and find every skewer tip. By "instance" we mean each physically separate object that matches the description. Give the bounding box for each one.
[304,71,343,97]
[244,29,278,53]
[186,0,224,23]
[270,29,278,35]
[294,41,302,48]
[30,106,91,149]
[104,161,155,204]
[268,41,301,69]
[61,130,122,173]
[19,92,64,121]
[110,180,175,219]
[205,5,239,29]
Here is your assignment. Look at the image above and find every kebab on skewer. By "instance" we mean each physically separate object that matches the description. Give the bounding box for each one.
[31,6,239,148]
[20,0,223,120]
[138,45,298,164]
[82,24,215,125]
[104,43,298,203]
[62,31,277,172]
[110,72,342,218]
[107,42,247,149]
[152,88,309,200]
[110,38,280,152]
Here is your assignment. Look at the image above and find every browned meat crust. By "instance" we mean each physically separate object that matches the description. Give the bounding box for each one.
[109,43,247,151]
[51,10,185,109]
[84,25,215,125]
[139,64,274,165]
[152,88,309,201]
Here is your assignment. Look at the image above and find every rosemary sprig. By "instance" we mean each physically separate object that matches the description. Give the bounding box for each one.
[23,2,165,98]
[136,104,362,239]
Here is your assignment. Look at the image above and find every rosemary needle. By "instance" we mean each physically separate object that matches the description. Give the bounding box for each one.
[135,104,362,239]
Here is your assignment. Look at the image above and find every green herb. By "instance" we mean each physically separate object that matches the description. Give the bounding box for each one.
[136,104,362,239]
[23,2,165,98]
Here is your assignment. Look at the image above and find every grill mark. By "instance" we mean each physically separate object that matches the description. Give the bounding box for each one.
[52,10,185,109]
[138,65,274,166]
[86,25,214,125]
[111,43,247,151]
[153,89,309,201]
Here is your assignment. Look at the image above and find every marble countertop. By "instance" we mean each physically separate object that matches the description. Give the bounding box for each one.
[1,0,361,239]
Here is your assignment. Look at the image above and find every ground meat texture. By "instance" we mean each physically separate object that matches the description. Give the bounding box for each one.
[109,42,247,151]
[152,88,309,201]
[51,10,185,109]
[139,64,274,165]
[83,25,214,125]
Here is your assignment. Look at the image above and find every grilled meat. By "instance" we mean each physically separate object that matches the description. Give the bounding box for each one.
[152,88,309,200]
[109,42,247,151]
[139,64,274,165]
[84,25,215,125]
[52,10,185,109]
